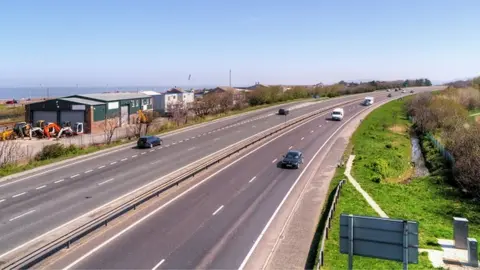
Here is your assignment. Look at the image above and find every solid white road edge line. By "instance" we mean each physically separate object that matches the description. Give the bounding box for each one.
[59,103,338,269]
[272,158,277,164]
[212,205,224,216]
[249,176,257,183]
[9,210,36,222]
[238,98,391,270]
[152,259,165,270]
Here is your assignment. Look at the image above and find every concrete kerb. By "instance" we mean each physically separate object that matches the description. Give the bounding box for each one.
[0,99,318,183]
[1,98,367,269]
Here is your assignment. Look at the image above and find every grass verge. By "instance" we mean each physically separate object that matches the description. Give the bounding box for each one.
[316,97,480,269]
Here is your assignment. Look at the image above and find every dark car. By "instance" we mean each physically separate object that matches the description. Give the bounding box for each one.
[137,136,162,148]
[388,93,392,97]
[410,90,414,93]
[278,108,289,115]
[281,150,304,169]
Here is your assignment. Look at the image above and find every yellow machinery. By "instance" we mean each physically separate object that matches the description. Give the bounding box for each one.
[137,110,149,124]
[0,129,15,141]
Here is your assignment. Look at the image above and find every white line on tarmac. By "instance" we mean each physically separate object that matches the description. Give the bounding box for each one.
[249,176,257,183]
[141,152,146,155]
[188,147,196,151]
[152,259,165,270]
[110,162,117,165]
[85,170,93,173]
[98,178,115,186]
[272,158,277,163]
[55,179,65,183]
[9,210,36,222]
[35,185,46,190]
[214,138,220,141]
[12,192,26,198]
[301,137,304,140]
[150,150,155,152]
[121,158,128,161]
[311,130,314,133]
[132,155,138,158]
[98,165,106,169]
[0,199,5,203]
[288,146,293,150]
[212,205,224,216]
[70,174,79,178]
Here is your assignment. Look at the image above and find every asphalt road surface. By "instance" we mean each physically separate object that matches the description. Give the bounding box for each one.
[0,92,396,257]
[53,88,437,269]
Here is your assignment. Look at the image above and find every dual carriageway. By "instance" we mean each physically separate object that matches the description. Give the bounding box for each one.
[0,87,439,269]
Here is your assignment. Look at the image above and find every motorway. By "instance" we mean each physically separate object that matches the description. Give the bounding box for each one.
[43,88,436,269]
[0,92,391,258]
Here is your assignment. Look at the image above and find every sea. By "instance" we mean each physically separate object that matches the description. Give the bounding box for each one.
[0,85,215,100]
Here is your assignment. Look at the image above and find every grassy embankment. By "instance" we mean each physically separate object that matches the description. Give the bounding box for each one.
[0,104,24,124]
[317,98,480,269]
[0,97,322,177]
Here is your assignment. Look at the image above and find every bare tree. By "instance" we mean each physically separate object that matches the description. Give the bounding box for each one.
[0,140,25,167]
[101,112,120,144]
[167,102,189,126]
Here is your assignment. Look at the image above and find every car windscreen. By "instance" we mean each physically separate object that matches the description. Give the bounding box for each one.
[286,153,299,159]
[332,111,342,115]
[139,138,148,143]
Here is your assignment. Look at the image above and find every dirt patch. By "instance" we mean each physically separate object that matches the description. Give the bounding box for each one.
[389,124,407,134]
[476,115,480,124]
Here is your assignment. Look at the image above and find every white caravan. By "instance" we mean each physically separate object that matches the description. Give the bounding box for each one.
[331,108,344,121]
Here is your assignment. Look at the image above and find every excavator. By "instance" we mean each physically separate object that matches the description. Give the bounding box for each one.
[0,128,15,141]
[43,123,61,138]
[137,110,149,124]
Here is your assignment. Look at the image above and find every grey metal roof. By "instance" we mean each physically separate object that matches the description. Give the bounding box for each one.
[59,97,105,106]
[76,92,151,102]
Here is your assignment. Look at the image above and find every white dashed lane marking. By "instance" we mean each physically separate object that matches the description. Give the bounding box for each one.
[132,155,138,158]
[9,210,36,222]
[249,176,257,183]
[121,158,128,161]
[301,137,304,141]
[12,192,27,198]
[98,178,115,186]
[212,205,224,216]
[85,170,93,173]
[35,185,46,190]
[71,174,80,178]
[55,179,65,183]
[98,165,106,169]
[110,162,117,165]
[289,146,293,150]
[272,158,277,163]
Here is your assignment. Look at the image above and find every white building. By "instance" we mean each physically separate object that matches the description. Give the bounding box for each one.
[154,88,194,114]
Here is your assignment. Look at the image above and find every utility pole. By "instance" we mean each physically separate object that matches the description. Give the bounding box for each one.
[229,69,232,88]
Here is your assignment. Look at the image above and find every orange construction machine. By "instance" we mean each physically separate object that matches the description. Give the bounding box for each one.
[43,123,61,138]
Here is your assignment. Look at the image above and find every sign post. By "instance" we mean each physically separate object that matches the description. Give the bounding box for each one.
[340,214,419,270]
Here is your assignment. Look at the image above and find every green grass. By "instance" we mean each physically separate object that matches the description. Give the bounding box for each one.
[321,175,436,269]
[317,98,480,269]
[0,104,24,123]
[469,108,480,117]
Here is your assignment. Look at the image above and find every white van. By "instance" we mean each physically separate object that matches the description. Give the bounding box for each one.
[363,97,374,106]
[331,108,344,121]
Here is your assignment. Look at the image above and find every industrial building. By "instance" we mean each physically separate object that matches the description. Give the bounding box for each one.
[25,93,153,134]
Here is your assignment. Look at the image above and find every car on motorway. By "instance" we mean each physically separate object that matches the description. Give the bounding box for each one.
[402,89,406,93]
[281,150,304,169]
[137,135,163,148]
[362,96,374,106]
[388,93,392,97]
[331,108,344,121]
[278,108,289,115]
[410,90,414,93]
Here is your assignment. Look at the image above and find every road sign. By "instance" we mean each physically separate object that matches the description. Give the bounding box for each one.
[340,214,419,270]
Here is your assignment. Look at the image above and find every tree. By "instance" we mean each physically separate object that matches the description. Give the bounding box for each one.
[101,112,120,144]
[473,76,480,90]
[425,78,432,86]
[167,102,189,126]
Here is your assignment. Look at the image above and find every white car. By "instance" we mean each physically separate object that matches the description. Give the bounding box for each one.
[402,90,406,93]
[363,97,374,106]
[331,108,344,121]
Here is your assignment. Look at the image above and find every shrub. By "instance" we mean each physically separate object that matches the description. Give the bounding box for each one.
[35,144,67,161]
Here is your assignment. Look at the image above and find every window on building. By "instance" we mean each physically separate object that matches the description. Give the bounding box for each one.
[131,100,135,106]
[136,100,140,107]
[149,98,152,105]
[142,99,148,105]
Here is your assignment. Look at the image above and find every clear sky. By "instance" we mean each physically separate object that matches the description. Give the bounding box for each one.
[0,0,479,87]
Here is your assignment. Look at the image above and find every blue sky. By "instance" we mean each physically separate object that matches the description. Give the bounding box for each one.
[0,0,479,87]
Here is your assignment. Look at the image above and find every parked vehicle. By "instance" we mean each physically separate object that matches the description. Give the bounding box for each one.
[281,150,304,169]
[363,97,374,106]
[137,135,162,148]
[278,108,289,115]
[331,108,344,121]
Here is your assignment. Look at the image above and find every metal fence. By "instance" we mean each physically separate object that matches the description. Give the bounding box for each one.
[408,116,455,166]
[316,179,346,269]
